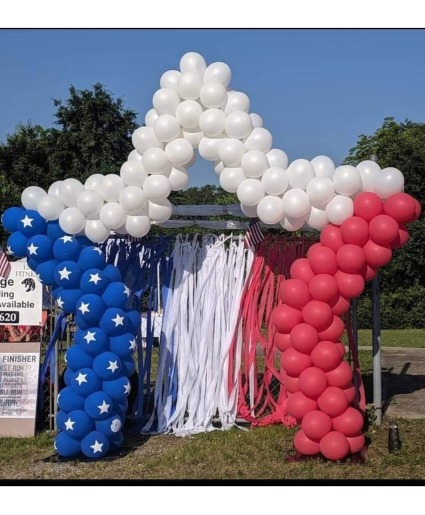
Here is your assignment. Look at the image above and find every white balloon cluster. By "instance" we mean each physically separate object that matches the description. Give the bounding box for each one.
[21,52,406,242]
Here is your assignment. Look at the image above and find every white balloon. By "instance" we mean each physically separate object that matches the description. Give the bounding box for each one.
[244,128,273,153]
[218,138,246,166]
[203,62,232,87]
[267,149,289,170]
[281,216,306,232]
[282,189,311,218]
[160,70,181,91]
[100,174,125,202]
[59,207,86,235]
[76,190,104,217]
[48,181,62,197]
[333,165,362,196]
[198,136,224,161]
[176,100,203,129]
[142,148,172,175]
[132,126,163,153]
[240,203,258,218]
[236,179,265,206]
[307,206,329,230]
[85,174,104,191]
[37,194,64,221]
[153,114,181,143]
[59,179,85,207]
[85,219,110,243]
[119,186,147,214]
[326,195,354,225]
[199,83,227,108]
[120,160,148,187]
[224,111,253,139]
[114,222,128,235]
[261,167,289,195]
[256,195,285,225]
[128,149,144,163]
[125,215,151,238]
[374,167,405,199]
[145,108,159,128]
[199,109,226,137]
[143,175,171,200]
[287,159,315,190]
[21,186,47,210]
[356,160,381,192]
[250,113,264,128]
[148,198,173,223]
[224,91,250,114]
[183,130,204,149]
[306,177,335,207]
[180,52,207,75]
[165,138,194,167]
[214,161,224,175]
[241,150,269,178]
[100,202,127,230]
[219,167,245,193]
[169,166,189,191]
[311,155,335,179]
[177,72,202,100]
[152,88,180,116]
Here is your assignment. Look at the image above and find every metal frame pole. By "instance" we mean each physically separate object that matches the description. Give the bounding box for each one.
[372,272,382,425]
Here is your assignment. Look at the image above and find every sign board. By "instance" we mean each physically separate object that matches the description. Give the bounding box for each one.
[0,342,41,437]
[0,261,43,326]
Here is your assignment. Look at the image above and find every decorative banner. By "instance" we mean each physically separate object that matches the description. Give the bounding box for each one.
[0,342,41,437]
[0,261,43,326]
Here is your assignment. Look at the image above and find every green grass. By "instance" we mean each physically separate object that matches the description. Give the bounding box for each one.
[343,329,425,348]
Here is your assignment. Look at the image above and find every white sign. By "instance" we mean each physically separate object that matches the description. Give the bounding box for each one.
[0,261,43,326]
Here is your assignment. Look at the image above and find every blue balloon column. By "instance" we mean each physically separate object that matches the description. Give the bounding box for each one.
[2,206,141,459]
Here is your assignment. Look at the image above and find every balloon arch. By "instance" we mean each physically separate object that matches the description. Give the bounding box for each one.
[1,52,421,461]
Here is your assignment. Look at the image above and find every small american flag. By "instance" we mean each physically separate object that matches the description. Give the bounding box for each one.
[244,219,265,250]
[0,248,11,278]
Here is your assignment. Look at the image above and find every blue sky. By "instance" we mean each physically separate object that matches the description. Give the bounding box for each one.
[0,29,424,187]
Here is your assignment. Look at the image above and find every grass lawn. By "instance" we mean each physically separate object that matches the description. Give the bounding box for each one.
[343,329,425,348]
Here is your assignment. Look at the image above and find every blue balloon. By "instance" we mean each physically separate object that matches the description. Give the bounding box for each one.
[75,293,106,326]
[56,289,83,313]
[65,345,93,370]
[84,391,114,420]
[70,368,102,398]
[77,246,106,272]
[75,235,92,247]
[74,314,90,330]
[7,232,28,258]
[102,264,122,283]
[121,358,135,377]
[55,431,81,458]
[113,398,128,418]
[109,333,136,359]
[108,431,124,453]
[63,367,75,387]
[35,259,59,286]
[57,386,85,412]
[79,327,110,357]
[54,261,82,289]
[27,257,38,271]
[93,351,122,380]
[61,409,94,440]
[80,268,110,295]
[95,414,123,438]
[100,307,128,336]
[53,235,82,262]
[52,286,64,300]
[17,210,46,237]
[46,221,65,240]
[56,409,69,430]
[81,430,110,459]
[126,310,142,334]
[102,376,131,400]
[102,282,131,309]
[1,206,25,233]
[26,234,54,263]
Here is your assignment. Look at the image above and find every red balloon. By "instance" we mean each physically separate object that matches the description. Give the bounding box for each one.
[281,348,313,377]
[334,270,365,298]
[319,431,350,461]
[383,192,417,223]
[353,192,383,222]
[302,300,334,332]
[294,429,321,456]
[279,279,311,309]
[274,332,292,352]
[290,323,319,354]
[360,263,378,282]
[326,360,353,388]
[332,407,364,437]
[282,370,300,393]
[290,258,315,284]
[309,274,339,303]
[318,316,345,341]
[287,391,318,420]
[343,383,357,404]
[330,295,350,316]
[346,433,366,454]
[320,225,344,252]
[336,244,366,274]
[311,341,342,372]
[271,304,303,333]
[413,198,422,221]
[391,223,409,249]
[307,243,338,275]
[340,216,370,246]
[302,410,333,442]
[335,342,346,359]
[369,214,400,245]
[318,386,349,417]
[363,239,392,267]
[298,366,328,399]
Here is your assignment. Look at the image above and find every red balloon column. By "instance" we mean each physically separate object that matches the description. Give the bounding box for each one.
[272,191,420,461]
